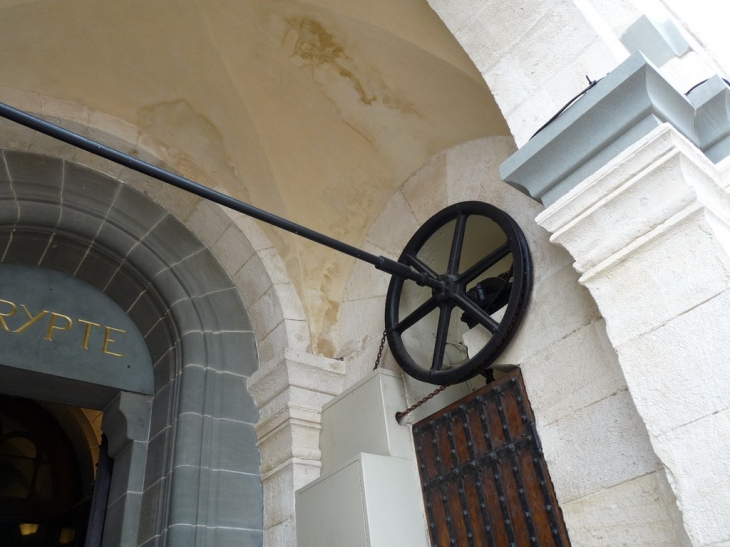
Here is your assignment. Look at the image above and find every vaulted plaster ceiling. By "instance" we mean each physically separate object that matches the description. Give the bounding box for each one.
[0,0,509,354]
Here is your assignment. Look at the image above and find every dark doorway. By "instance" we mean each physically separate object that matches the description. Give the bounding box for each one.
[413,369,571,547]
[0,395,90,547]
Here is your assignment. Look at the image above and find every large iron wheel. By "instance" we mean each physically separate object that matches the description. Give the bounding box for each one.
[385,202,531,385]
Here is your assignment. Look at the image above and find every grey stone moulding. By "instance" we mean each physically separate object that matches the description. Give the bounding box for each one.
[499,52,730,206]
[620,15,690,67]
[688,75,730,163]
[0,149,263,547]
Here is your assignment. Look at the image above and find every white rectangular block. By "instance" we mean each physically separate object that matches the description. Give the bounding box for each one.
[296,453,429,547]
[319,369,413,474]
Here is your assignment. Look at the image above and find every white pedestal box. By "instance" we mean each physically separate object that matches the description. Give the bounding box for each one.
[296,369,430,547]
[319,368,413,474]
[296,453,429,547]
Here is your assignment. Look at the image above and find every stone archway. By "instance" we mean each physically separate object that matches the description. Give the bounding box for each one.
[0,149,263,546]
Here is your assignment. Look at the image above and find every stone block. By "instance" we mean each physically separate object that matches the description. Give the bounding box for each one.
[494,263,600,366]
[203,368,259,423]
[187,287,251,333]
[250,285,285,340]
[539,389,660,504]
[144,428,170,490]
[263,460,321,528]
[62,161,119,213]
[617,289,730,436]
[196,468,263,529]
[212,224,255,275]
[265,517,296,547]
[142,214,205,265]
[138,478,164,544]
[173,412,204,467]
[128,292,165,337]
[184,199,232,248]
[234,215,275,252]
[235,254,274,306]
[150,381,173,438]
[39,235,88,276]
[95,220,139,260]
[247,349,345,411]
[170,298,205,334]
[4,150,63,188]
[584,209,730,347]
[656,408,730,546]
[201,527,264,547]
[562,469,690,547]
[75,247,119,291]
[553,150,716,274]
[199,415,260,474]
[108,441,148,506]
[169,249,235,297]
[0,119,34,151]
[521,319,626,427]
[102,492,143,547]
[336,295,386,356]
[106,183,167,240]
[3,231,50,264]
[180,330,258,377]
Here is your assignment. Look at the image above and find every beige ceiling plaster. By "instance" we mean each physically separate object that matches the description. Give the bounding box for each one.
[0,0,509,355]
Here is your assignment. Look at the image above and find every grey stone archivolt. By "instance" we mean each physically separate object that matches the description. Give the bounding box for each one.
[0,149,263,547]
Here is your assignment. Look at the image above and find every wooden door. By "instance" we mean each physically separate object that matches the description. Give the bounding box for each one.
[413,369,571,547]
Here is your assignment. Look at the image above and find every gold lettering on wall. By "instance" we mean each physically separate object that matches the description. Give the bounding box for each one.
[0,297,127,358]
[45,312,73,341]
[78,319,101,350]
[0,299,17,332]
[102,326,126,358]
[14,306,49,333]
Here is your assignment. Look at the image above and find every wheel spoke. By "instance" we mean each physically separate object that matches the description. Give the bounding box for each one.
[448,213,468,275]
[405,253,438,280]
[458,241,511,285]
[394,297,437,333]
[431,304,452,371]
[452,292,501,333]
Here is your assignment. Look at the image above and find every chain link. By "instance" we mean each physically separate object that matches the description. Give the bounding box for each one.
[372,330,387,370]
[395,381,454,424]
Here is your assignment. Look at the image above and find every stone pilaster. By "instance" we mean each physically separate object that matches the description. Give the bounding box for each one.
[247,348,345,547]
[537,124,730,547]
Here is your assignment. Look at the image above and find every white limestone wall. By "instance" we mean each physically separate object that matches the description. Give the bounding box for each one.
[538,125,730,546]
[337,136,687,546]
[426,0,728,148]
[426,0,627,147]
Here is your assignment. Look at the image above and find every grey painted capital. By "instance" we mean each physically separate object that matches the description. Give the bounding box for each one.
[500,53,699,206]
[620,15,690,67]
[689,76,730,163]
[102,392,152,458]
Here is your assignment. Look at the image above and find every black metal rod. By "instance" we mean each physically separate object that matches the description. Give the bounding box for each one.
[0,100,442,290]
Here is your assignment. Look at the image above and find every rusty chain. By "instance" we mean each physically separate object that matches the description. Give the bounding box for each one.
[372,330,387,370]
